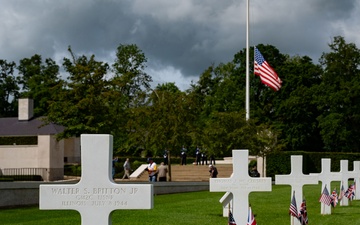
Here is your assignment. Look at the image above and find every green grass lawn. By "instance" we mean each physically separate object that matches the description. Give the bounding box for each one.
[1,183,359,224]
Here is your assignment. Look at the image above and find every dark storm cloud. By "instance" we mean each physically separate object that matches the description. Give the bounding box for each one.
[1,0,359,90]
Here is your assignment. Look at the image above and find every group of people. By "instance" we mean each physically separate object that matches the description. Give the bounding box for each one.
[180,146,216,166]
[114,153,259,181]
[146,158,168,182]
[113,157,169,182]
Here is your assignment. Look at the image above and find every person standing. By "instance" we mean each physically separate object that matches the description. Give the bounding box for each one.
[195,147,201,165]
[157,162,168,182]
[209,154,216,165]
[122,158,131,180]
[146,158,157,182]
[163,149,169,165]
[201,152,207,165]
[112,157,118,179]
[209,164,218,178]
[180,147,187,165]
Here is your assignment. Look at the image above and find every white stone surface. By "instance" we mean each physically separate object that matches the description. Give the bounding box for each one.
[210,150,272,225]
[18,98,33,120]
[339,160,355,206]
[310,158,342,214]
[219,192,233,217]
[275,155,318,225]
[353,161,360,200]
[40,134,153,225]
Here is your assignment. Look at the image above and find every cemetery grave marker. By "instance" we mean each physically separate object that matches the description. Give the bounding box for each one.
[339,160,355,206]
[210,150,272,225]
[275,155,318,225]
[310,158,342,214]
[40,134,153,225]
[353,161,360,200]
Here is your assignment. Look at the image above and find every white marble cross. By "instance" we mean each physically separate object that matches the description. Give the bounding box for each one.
[210,150,272,225]
[40,134,153,225]
[310,158,342,214]
[339,160,355,206]
[353,161,360,200]
[275,155,318,225]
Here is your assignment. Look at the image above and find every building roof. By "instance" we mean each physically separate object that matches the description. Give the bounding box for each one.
[0,116,65,136]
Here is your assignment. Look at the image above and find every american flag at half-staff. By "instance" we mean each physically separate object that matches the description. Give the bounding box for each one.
[254,47,282,91]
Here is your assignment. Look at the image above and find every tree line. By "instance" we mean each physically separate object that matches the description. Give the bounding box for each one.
[1,36,360,158]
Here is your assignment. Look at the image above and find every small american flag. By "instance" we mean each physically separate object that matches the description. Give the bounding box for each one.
[338,184,345,201]
[254,47,282,91]
[247,206,257,225]
[228,210,236,225]
[289,191,298,218]
[319,185,332,206]
[331,188,338,207]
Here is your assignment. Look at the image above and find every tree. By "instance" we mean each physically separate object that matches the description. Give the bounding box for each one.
[274,55,323,151]
[17,54,62,116]
[46,47,110,139]
[126,83,195,157]
[0,60,19,117]
[315,36,360,152]
[110,44,152,152]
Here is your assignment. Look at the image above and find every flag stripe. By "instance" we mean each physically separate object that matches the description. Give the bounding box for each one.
[247,206,257,225]
[254,47,282,91]
[319,186,332,206]
[289,192,298,218]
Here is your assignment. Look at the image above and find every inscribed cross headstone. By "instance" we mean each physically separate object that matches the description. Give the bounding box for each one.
[275,155,318,225]
[40,134,153,225]
[209,150,272,225]
[353,161,360,200]
[310,158,341,214]
[339,160,354,206]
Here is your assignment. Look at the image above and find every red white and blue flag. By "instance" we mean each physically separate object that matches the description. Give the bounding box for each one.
[319,185,332,206]
[338,184,345,201]
[345,183,355,200]
[247,206,257,225]
[330,188,338,207]
[254,47,282,91]
[289,191,298,218]
[298,199,308,225]
[228,209,236,225]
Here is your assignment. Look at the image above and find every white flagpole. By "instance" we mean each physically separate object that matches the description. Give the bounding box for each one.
[245,0,250,120]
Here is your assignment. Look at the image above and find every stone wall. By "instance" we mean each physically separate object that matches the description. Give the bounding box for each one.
[0,181,209,208]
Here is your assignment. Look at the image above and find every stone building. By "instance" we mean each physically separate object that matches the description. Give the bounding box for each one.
[0,98,80,181]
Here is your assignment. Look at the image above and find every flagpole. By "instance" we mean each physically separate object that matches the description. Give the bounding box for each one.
[245,0,250,120]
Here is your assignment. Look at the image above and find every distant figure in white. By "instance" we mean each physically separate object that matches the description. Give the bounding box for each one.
[122,158,131,180]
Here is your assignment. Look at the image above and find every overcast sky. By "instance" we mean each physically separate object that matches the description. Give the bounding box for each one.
[1,0,359,90]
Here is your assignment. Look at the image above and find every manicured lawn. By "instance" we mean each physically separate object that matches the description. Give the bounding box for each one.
[1,183,359,224]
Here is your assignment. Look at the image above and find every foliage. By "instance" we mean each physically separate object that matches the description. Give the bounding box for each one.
[1,36,360,155]
[0,59,18,117]
[315,36,360,152]
[266,151,360,179]
[17,54,62,117]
